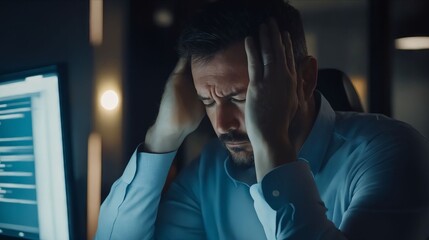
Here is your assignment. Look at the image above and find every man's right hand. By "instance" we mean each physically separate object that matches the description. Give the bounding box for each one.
[145,58,205,153]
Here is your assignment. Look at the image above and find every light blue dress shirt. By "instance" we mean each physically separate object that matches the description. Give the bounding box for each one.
[96,94,429,239]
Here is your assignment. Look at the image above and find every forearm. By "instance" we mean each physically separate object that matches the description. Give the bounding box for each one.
[95,147,176,240]
[144,124,187,153]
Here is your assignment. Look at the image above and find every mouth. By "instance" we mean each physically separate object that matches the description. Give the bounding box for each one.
[225,141,250,147]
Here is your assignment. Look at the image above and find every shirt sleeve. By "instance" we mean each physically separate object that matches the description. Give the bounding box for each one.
[155,157,206,239]
[250,161,346,240]
[95,146,176,240]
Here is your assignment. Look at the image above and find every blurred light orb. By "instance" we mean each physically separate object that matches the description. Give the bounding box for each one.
[154,8,173,27]
[100,90,119,110]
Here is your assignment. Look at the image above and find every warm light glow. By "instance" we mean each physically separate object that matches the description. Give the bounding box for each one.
[154,8,173,27]
[100,90,119,110]
[395,37,429,50]
[350,76,368,112]
[90,0,103,46]
[87,132,102,240]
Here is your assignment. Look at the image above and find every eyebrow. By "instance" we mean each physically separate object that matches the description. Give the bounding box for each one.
[198,90,245,101]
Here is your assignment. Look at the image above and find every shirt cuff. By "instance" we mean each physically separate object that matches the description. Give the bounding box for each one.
[121,143,177,184]
[252,161,322,211]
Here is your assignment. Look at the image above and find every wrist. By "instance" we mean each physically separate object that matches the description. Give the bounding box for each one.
[144,124,187,153]
[253,137,296,181]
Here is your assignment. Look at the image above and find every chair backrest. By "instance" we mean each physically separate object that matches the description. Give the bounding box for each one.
[316,68,364,112]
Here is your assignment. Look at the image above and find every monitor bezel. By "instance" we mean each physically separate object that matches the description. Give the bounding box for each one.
[0,64,75,240]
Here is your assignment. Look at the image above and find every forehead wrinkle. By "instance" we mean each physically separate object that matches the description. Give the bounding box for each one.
[198,75,249,100]
[214,85,242,98]
[192,42,249,99]
[199,73,244,96]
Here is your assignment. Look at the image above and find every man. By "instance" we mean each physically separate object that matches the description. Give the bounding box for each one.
[96,0,429,239]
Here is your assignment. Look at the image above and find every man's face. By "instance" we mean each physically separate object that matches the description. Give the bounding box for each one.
[191,42,254,167]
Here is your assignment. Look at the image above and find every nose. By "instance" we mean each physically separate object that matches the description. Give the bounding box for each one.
[214,103,241,134]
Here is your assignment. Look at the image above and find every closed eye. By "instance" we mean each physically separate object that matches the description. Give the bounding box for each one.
[231,98,246,103]
[202,100,215,107]
[203,101,215,108]
[198,95,215,107]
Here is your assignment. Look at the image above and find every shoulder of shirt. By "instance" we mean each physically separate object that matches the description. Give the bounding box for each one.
[333,111,423,144]
[328,112,428,178]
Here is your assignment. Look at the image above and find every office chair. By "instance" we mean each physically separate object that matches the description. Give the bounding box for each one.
[316,68,364,112]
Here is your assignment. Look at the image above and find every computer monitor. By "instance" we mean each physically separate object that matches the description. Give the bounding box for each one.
[0,66,73,240]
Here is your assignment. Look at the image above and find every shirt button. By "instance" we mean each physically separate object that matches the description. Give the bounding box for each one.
[272,190,280,197]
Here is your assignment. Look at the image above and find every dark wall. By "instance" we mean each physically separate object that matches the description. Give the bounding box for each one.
[0,1,92,239]
[391,0,429,138]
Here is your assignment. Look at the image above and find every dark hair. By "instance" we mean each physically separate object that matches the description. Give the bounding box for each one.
[178,0,307,64]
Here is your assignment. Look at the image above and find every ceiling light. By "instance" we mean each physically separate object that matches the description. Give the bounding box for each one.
[395,36,429,50]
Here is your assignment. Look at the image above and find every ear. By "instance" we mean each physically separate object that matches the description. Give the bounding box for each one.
[298,56,318,102]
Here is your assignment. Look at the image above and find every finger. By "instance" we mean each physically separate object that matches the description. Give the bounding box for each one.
[282,31,298,95]
[259,23,275,75]
[281,31,296,75]
[295,67,304,100]
[245,36,263,86]
[267,18,287,68]
[171,58,194,85]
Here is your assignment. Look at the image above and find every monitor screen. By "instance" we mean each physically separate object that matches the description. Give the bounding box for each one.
[0,66,72,240]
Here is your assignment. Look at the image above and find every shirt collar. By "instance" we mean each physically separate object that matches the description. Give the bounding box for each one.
[224,156,256,187]
[298,91,336,175]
